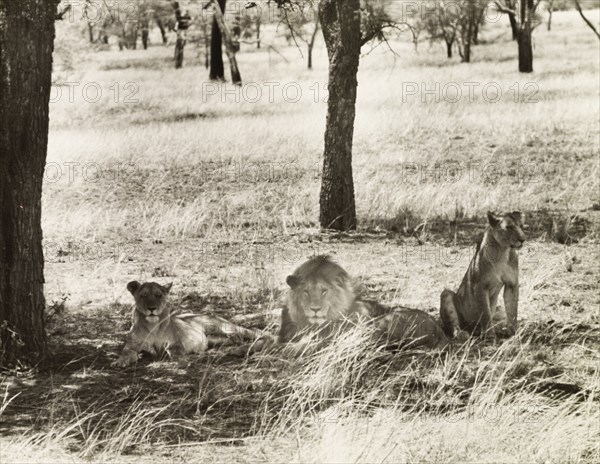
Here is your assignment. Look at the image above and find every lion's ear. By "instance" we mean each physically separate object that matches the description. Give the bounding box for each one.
[162,282,173,294]
[487,211,501,227]
[286,275,299,288]
[127,281,141,295]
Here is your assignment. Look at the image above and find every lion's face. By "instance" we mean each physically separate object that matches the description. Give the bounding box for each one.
[487,211,526,249]
[127,281,172,324]
[285,256,356,327]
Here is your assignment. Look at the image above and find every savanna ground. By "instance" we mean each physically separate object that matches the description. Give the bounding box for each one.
[1,6,600,463]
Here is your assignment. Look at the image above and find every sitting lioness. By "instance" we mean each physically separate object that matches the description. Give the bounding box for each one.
[440,211,525,340]
[280,255,448,350]
[112,281,270,367]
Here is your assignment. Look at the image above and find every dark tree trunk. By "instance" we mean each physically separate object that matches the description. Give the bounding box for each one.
[87,22,94,42]
[461,0,474,62]
[318,0,360,231]
[175,31,185,68]
[209,0,226,80]
[446,39,453,58]
[517,0,534,73]
[517,28,533,72]
[0,0,56,366]
[256,16,261,49]
[547,10,553,31]
[307,20,320,69]
[211,0,241,85]
[156,18,168,44]
[142,29,149,49]
[508,12,518,40]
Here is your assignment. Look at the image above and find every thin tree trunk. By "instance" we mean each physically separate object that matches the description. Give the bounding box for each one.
[209,0,225,80]
[462,0,474,62]
[87,22,95,42]
[446,39,453,58]
[256,16,261,49]
[318,0,360,231]
[0,0,56,365]
[211,0,241,85]
[508,12,518,40]
[574,0,600,39]
[307,20,320,69]
[175,30,185,68]
[156,17,168,44]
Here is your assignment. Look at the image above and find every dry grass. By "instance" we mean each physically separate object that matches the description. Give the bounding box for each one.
[1,7,599,464]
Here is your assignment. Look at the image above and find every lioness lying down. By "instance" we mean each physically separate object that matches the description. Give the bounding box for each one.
[112,281,271,367]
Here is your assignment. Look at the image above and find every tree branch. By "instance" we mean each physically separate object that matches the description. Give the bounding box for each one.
[574,0,600,39]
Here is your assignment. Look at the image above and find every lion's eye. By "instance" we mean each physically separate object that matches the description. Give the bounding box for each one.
[321,289,328,295]
[303,290,309,296]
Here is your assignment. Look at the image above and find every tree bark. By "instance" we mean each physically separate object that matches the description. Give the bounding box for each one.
[175,31,185,68]
[307,20,320,69]
[209,0,225,80]
[318,0,360,231]
[517,26,533,72]
[517,0,534,72]
[211,0,241,85]
[508,12,518,40]
[461,0,474,62]
[0,0,57,366]
[446,39,453,58]
[256,16,261,49]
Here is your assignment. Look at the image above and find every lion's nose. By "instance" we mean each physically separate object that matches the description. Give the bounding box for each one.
[310,306,321,314]
[147,306,157,313]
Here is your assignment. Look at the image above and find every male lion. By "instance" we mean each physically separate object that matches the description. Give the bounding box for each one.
[112,281,270,367]
[279,255,447,350]
[440,211,525,340]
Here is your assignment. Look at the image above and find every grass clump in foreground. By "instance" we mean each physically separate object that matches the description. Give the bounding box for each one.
[2,319,597,463]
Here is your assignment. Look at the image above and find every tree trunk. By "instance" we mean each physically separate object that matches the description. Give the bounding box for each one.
[307,20,320,69]
[461,0,474,62]
[547,10,553,31]
[142,29,149,49]
[256,16,261,49]
[209,0,225,80]
[318,0,360,231]
[517,28,533,72]
[87,22,95,42]
[574,0,600,39]
[156,18,168,44]
[211,0,241,85]
[508,12,518,40]
[517,0,534,73]
[0,0,56,366]
[446,39,453,58]
[175,30,185,68]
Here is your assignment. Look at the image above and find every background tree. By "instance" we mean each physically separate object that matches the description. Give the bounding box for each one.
[173,2,191,68]
[574,0,600,39]
[0,0,59,365]
[210,0,242,85]
[496,0,542,72]
[422,0,462,59]
[209,0,226,80]
[280,2,320,69]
